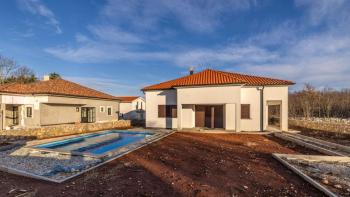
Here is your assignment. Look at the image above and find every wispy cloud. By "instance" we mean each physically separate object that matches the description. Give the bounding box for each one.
[174,45,279,67]
[17,0,62,34]
[102,0,257,33]
[45,0,350,90]
[45,19,170,63]
[295,0,346,26]
[175,0,350,89]
[87,25,144,44]
[45,0,258,63]
[45,43,171,63]
[65,76,142,96]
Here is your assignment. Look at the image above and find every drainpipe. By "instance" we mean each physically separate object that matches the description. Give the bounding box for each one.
[257,86,265,132]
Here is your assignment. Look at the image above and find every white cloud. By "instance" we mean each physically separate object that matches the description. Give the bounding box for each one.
[174,45,279,67]
[45,0,350,90]
[17,0,62,34]
[45,43,171,63]
[102,0,257,33]
[46,19,169,63]
[88,25,144,44]
[65,76,142,95]
[295,0,346,26]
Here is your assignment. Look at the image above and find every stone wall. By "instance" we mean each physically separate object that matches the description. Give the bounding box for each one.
[289,118,350,133]
[0,120,131,140]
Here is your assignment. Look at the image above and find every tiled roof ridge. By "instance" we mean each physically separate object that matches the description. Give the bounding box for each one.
[216,70,294,85]
[142,68,294,91]
[0,78,118,100]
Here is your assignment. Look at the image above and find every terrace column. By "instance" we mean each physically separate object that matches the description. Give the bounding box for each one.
[177,103,182,130]
[0,104,5,130]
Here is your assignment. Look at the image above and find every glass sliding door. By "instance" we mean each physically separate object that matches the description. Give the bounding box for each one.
[81,107,96,123]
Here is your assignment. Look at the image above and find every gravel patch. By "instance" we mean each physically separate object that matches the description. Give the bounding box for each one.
[282,156,350,196]
[0,147,101,181]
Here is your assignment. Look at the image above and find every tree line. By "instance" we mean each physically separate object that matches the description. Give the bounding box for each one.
[289,84,350,119]
[0,54,60,84]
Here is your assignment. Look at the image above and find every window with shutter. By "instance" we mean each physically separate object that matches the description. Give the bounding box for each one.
[171,105,177,118]
[158,105,166,117]
[158,105,177,118]
[241,104,250,119]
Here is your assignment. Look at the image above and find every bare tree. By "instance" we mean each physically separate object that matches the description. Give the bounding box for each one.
[289,84,350,119]
[0,55,18,84]
[6,66,37,83]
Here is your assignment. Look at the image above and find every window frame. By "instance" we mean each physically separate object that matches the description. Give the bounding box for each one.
[100,106,105,113]
[26,106,33,118]
[241,104,251,119]
[107,106,112,116]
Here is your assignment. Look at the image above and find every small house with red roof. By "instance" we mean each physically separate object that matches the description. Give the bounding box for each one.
[0,76,120,130]
[115,96,145,120]
[142,69,294,132]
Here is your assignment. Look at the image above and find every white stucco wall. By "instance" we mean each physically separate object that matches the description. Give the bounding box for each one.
[131,97,146,111]
[145,90,177,128]
[240,87,261,131]
[181,104,195,128]
[0,94,119,129]
[176,85,241,131]
[145,85,289,131]
[119,103,132,115]
[47,96,119,122]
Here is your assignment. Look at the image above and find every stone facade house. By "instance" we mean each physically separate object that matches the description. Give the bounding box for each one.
[142,69,294,132]
[116,96,145,120]
[0,77,120,130]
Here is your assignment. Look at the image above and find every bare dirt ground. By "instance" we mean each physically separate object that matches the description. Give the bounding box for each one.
[0,132,323,197]
[290,126,350,146]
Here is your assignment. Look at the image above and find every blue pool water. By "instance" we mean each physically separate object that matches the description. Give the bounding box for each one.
[35,130,153,155]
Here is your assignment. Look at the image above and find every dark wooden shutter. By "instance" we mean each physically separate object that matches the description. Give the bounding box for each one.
[171,105,177,118]
[158,105,166,117]
[159,105,177,118]
[241,104,250,119]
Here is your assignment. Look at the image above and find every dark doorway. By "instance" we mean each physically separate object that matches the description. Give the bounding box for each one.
[268,105,281,129]
[195,105,223,129]
[12,106,19,125]
[81,107,96,123]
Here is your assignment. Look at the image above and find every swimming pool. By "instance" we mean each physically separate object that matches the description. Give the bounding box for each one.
[34,130,154,157]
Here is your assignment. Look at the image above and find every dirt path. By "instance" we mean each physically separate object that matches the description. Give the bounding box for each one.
[0,132,323,197]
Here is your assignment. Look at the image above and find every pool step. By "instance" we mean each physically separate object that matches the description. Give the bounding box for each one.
[56,133,121,152]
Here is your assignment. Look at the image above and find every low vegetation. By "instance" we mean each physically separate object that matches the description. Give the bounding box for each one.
[289,84,350,119]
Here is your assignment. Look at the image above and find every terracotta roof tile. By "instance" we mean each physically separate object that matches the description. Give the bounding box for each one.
[115,96,140,102]
[0,78,118,100]
[142,69,294,91]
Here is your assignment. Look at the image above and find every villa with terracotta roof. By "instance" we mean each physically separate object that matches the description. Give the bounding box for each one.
[142,69,294,132]
[0,76,120,130]
[115,96,145,120]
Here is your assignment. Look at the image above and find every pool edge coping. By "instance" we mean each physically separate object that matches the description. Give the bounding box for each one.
[1,130,175,183]
[27,131,164,159]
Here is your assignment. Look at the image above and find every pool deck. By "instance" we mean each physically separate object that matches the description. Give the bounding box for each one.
[0,129,174,183]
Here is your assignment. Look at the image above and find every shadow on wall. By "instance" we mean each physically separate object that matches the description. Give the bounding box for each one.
[121,110,145,121]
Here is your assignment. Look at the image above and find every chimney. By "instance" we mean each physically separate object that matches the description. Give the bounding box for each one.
[43,75,50,81]
[189,67,194,75]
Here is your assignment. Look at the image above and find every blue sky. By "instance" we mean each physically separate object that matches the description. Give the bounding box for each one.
[0,0,349,95]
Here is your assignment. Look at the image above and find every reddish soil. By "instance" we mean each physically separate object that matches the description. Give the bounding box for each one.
[0,132,324,197]
[291,126,350,146]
